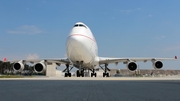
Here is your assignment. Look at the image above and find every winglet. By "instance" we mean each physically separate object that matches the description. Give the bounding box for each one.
[175,56,178,60]
[3,58,7,62]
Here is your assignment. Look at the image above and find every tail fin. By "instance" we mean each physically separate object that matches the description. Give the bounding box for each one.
[3,58,7,62]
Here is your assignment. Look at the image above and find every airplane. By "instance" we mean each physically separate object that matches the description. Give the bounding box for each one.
[6,22,177,77]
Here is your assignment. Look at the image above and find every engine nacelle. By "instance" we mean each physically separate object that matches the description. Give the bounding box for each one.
[34,61,46,73]
[153,61,163,69]
[126,62,137,72]
[13,61,24,71]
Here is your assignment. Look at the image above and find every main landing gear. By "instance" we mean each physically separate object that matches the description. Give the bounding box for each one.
[90,69,97,77]
[63,64,73,77]
[100,64,110,77]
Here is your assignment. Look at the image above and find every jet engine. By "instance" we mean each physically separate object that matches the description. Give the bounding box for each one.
[13,61,24,71]
[153,61,163,69]
[126,62,137,71]
[34,61,46,73]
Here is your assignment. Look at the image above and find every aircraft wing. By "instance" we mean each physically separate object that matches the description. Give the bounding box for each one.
[7,58,71,65]
[4,58,71,73]
[99,56,177,64]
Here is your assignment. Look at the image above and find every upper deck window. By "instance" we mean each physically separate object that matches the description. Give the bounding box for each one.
[73,24,86,28]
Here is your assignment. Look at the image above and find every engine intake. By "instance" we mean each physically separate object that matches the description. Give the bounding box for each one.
[153,61,163,69]
[34,61,46,73]
[13,61,24,71]
[127,62,137,71]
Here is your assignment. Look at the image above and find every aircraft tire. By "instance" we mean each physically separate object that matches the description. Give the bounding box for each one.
[64,73,67,77]
[95,73,97,77]
[103,73,105,77]
[68,73,71,77]
[91,73,93,77]
[107,73,109,77]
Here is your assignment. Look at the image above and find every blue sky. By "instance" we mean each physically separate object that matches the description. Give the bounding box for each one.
[0,0,179,69]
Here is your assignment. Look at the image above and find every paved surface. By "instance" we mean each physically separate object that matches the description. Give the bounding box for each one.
[0,78,180,101]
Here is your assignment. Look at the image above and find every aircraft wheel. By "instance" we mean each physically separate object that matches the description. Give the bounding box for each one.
[81,73,84,77]
[91,73,93,77]
[64,73,67,77]
[103,73,105,77]
[68,73,71,77]
[107,73,109,77]
[76,71,80,77]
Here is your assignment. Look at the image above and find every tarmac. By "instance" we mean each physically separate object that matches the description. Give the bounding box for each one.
[0,77,180,101]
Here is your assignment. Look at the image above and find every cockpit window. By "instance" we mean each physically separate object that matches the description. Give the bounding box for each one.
[79,24,86,28]
[74,24,78,27]
[73,24,86,28]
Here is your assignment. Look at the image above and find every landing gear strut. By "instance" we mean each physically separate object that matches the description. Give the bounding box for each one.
[63,64,73,77]
[100,64,110,77]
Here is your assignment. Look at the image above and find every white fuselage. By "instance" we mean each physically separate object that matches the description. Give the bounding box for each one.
[66,22,99,69]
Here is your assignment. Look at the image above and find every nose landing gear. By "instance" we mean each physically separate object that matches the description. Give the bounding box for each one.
[76,69,84,77]
[76,61,85,77]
